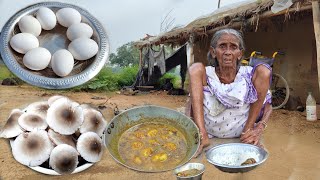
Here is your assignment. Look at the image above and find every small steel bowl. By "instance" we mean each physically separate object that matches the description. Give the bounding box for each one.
[173,163,205,180]
[206,143,268,173]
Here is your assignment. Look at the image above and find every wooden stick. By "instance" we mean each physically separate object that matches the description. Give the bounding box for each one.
[139,48,142,68]
[312,0,320,94]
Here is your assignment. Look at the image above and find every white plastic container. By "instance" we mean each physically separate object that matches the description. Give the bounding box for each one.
[306,92,317,121]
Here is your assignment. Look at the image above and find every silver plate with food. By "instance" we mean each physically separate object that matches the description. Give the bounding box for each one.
[206,143,268,173]
[0,2,109,89]
[9,140,93,175]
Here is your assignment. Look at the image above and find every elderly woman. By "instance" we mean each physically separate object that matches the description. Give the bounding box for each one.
[187,28,272,154]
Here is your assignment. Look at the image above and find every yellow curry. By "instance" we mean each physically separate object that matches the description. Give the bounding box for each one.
[118,122,188,171]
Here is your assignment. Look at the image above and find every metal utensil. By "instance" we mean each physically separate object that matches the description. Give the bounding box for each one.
[0,2,109,89]
[206,143,268,173]
[173,162,205,180]
[103,105,200,172]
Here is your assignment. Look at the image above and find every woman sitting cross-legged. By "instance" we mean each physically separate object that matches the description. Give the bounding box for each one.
[186,28,272,155]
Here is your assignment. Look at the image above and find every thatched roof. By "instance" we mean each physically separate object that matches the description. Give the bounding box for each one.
[135,0,312,48]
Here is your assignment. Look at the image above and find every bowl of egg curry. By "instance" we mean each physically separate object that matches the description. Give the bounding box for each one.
[103,105,200,172]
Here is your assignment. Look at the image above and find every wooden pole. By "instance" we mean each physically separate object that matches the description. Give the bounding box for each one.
[189,36,195,66]
[185,36,195,92]
[312,0,320,94]
[218,0,221,8]
[139,48,143,68]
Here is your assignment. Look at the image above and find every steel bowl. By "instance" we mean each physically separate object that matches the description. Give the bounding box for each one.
[103,105,200,172]
[0,2,109,89]
[206,143,268,173]
[173,163,205,180]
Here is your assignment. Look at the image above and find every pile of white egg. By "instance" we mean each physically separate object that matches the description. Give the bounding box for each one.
[0,95,107,174]
[9,7,99,77]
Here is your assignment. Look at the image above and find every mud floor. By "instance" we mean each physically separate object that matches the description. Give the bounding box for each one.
[1,85,320,180]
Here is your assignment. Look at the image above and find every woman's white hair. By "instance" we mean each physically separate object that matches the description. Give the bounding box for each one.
[207,28,245,66]
[210,28,245,50]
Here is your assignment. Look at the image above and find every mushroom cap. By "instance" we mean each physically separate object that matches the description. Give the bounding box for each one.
[48,95,66,106]
[24,101,49,119]
[47,98,84,135]
[79,108,107,137]
[49,144,79,174]
[48,129,76,148]
[12,130,53,166]
[76,132,104,162]
[0,109,24,138]
[18,112,48,131]
[48,95,79,107]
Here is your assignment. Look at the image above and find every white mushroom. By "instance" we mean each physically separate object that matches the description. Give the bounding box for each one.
[48,95,66,106]
[18,112,47,131]
[77,132,104,162]
[47,98,83,135]
[12,130,53,166]
[0,109,24,138]
[48,129,76,148]
[49,144,79,174]
[80,108,107,137]
[24,101,49,119]
[48,95,79,107]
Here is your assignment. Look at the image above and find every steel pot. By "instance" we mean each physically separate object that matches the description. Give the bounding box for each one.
[103,105,200,172]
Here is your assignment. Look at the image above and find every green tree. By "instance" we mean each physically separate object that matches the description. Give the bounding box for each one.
[109,42,140,67]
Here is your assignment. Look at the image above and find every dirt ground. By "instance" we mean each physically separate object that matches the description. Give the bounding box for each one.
[1,85,320,180]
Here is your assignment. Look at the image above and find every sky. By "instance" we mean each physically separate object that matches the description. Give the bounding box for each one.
[0,0,247,53]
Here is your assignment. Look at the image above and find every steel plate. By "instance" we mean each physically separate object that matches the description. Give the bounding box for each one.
[206,143,268,173]
[0,2,109,89]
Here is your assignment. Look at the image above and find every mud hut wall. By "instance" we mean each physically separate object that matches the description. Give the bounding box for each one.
[244,17,318,103]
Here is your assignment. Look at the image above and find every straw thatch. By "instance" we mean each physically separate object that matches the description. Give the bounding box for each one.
[135,0,312,48]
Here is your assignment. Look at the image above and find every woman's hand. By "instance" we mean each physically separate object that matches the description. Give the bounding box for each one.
[194,133,210,158]
[240,123,264,145]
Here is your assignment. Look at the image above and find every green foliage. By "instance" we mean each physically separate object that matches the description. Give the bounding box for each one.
[159,73,181,89]
[117,66,139,87]
[0,64,15,80]
[109,42,140,67]
[73,66,139,92]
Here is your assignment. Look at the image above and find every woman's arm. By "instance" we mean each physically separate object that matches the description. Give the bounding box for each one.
[240,65,272,145]
[240,103,272,145]
[188,63,210,156]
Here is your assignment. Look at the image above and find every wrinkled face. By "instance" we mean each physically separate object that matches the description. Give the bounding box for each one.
[210,33,243,68]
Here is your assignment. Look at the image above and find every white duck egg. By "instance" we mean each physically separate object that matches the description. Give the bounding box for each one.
[67,23,93,41]
[10,33,39,54]
[51,49,74,77]
[18,15,42,37]
[36,7,56,30]
[23,47,51,71]
[68,38,98,60]
[56,8,81,27]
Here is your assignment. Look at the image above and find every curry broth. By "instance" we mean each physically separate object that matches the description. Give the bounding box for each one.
[118,122,188,171]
